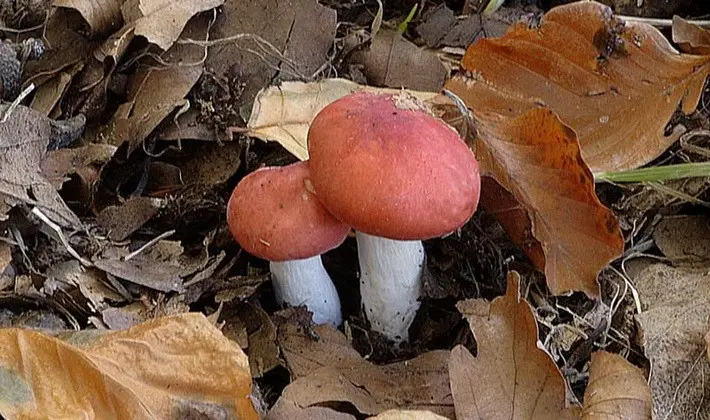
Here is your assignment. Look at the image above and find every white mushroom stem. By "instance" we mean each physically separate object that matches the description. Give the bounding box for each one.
[269,256,342,326]
[356,231,424,342]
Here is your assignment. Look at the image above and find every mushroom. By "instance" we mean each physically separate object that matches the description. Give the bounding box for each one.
[226,161,349,326]
[307,91,481,341]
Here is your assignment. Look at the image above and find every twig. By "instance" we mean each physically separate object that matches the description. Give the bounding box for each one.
[122,229,175,262]
[31,207,92,267]
[618,15,710,28]
[1,83,34,123]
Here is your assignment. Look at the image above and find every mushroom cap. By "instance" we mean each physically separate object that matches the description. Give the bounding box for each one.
[307,91,481,240]
[226,161,350,261]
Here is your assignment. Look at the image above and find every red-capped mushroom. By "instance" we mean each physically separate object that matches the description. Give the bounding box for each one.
[227,161,349,326]
[307,91,481,341]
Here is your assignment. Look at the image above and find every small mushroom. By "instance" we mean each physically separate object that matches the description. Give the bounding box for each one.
[226,161,349,326]
[307,91,481,341]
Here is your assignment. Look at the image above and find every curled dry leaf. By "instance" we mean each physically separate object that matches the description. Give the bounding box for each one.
[0,313,258,419]
[634,263,710,419]
[246,79,438,160]
[475,108,623,297]
[672,16,710,55]
[0,104,81,228]
[54,0,125,35]
[451,271,581,419]
[368,409,450,419]
[582,351,652,419]
[445,1,710,172]
[275,322,453,418]
[122,0,224,50]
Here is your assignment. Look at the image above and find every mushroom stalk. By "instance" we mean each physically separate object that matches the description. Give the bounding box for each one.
[356,232,423,342]
[270,256,342,326]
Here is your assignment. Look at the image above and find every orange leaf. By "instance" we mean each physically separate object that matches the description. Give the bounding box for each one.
[582,351,652,419]
[450,271,581,419]
[475,108,622,296]
[0,313,258,420]
[445,1,710,172]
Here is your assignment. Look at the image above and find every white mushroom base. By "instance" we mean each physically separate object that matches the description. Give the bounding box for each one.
[270,256,342,326]
[357,232,424,342]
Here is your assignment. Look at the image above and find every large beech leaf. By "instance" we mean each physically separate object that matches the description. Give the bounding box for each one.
[475,108,622,297]
[445,1,710,172]
[450,271,581,419]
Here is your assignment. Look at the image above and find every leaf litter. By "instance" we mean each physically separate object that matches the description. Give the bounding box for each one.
[0,0,709,417]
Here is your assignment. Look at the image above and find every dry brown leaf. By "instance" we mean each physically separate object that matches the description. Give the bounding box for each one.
[55,0,125,35]
[634,263,710,419]
[0,104,81,228]
[475,109,622,296]
[40,143,117,189]
[246,79,438,160]
[581,351,652,419]
[445,1,710,172]
[368,409,450,419]
[206,0,336,106]
[652,215,710,266]
[48,261,124,312]
[267,399,356,420]
[93,240,186,293]
[672,16,710,55]
[97,197,163,241]
[350,28,447,91]
[121,0,224,50]
[0,313,258,419]
[277,322,453,417]
[451,271,581,419]
[101,15,208,152]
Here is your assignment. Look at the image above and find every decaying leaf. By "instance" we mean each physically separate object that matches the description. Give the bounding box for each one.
[267,399,356,420]
[475,109,623,297]
[634,263,710,419]
[445,1,710,172]
[275,322,453,418]
[369,409,450,419]
[581,351,652,419]
[246,79,438,160]
[55,0,125,35]
[0,104,81,228]
[40,143,117,189]
[206,0,337,106]
[451,271,581,419]
[349,28,447,92]
[101,14,209,152]
[97,197,163,241]
[652,215,710,266]
[672,16,710,55]
[0,313,258,419]
[123,0,224,50]
[47,261,124,312]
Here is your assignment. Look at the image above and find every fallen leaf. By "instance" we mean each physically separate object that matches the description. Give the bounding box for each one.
[122,0,224,50]
[634,263,710,419]
[475,109,622,296]
[206,0,337,106]
[97,197,163,241]
[47,261,124,312]
[102,302,147,329]
[672,16,710,55]
[100,14,209,152]
[0,104,81,228]
[0,243,13,291]
[55,0,124,35]
[246,79,438,160]
[162,142,242,186]
[93,240,185,293]
[349,28,447,91]
[581,351,652,419]
[40,143,117,189]
[230,302,280,378]
[451,271,581,419]
[267,399,356,420]
[277,322,453,417]
[369,409,450,419]
[445,1,710,172]
[652,215,710,266]
[0,313,258,419]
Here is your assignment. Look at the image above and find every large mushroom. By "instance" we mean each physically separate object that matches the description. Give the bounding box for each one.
[307,91,481,341]
[227,161,349,326]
